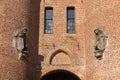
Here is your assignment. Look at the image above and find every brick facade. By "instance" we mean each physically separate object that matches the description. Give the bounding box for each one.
[39,0,86,80]
[0,0,40,80]
[0,0,120,80]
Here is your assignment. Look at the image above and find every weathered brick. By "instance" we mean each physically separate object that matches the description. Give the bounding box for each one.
[0,0,120,80]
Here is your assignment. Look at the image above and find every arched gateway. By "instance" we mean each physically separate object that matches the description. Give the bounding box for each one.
[40,70,80,80]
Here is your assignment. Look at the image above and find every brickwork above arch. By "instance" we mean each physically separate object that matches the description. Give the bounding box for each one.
[50,50,71,65]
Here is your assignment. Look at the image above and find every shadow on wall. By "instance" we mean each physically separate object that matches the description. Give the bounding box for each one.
[27,0,44,80]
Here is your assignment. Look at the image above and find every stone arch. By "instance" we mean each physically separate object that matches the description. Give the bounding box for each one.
[40,69,81,80]
[49,49,71,65]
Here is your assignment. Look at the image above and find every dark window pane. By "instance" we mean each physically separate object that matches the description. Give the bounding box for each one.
[68,20,75,33]
[45,20,52,34]
[68,20,75,27]
[67,7,75,33]
[67,9,74,19]
[44,8,53,34]
[45,20,52,29]
[45,9,53,19]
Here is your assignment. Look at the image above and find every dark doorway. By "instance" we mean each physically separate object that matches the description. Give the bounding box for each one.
[41,70,80,80]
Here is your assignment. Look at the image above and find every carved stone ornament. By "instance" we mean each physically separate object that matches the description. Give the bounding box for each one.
[13,27,28,60]
[94,28,108,60]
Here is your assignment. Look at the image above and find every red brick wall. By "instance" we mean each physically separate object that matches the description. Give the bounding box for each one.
[39,0,86,80]
[0,0,30,80]
[0,0,41,79]
[0,0,120,80]
[39,0,120,80]
[85,0,120,80]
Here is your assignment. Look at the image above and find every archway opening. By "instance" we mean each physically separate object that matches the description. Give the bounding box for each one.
[41,70,80,80]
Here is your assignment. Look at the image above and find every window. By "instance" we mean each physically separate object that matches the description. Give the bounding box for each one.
[67,7,75,33]
[44,8,53,34]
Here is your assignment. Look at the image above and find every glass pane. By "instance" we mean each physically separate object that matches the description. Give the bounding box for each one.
[45,20,52,33]
[67,8,75,33]
[68,20,75,27]
[67,20,75,33]
[67,9,74,19]
[45,29,52,34]
[45,9,53,19]
[44,8,53,34]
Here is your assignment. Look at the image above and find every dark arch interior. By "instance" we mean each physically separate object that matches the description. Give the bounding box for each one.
[41,70,80,80]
